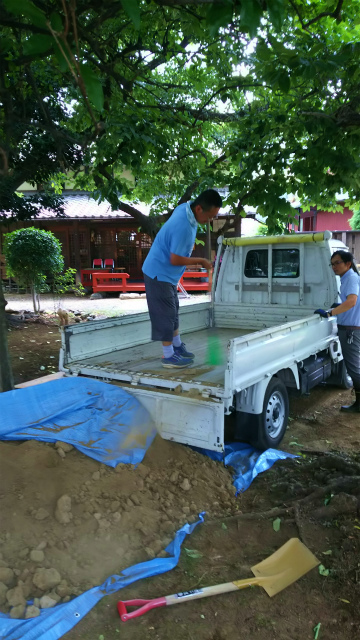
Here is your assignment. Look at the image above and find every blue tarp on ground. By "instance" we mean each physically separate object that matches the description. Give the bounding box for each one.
[0,378,296,638]
[0,514,205,640]
[194,443,296,494]
[0,378,296,484]
[0,377,157,466]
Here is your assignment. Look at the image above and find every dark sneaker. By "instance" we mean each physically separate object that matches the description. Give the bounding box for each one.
[173,342,195,358]
[161,353,193,368]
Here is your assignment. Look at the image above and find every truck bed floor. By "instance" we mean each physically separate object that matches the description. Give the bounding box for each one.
[70,328,251,386]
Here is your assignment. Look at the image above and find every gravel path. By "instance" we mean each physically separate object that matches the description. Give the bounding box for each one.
[5,292,210,316]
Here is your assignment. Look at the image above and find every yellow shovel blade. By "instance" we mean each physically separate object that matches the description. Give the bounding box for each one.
[234,538,320,597]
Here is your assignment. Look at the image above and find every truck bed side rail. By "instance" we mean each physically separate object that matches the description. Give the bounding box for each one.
[225,315,340,394]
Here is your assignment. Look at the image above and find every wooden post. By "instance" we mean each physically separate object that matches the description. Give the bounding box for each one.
[206,221,211,262]
[73,220,82,284]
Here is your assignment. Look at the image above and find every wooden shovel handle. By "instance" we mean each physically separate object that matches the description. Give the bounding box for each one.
[118,578,261,621]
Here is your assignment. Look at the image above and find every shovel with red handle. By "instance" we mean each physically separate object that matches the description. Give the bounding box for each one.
[117,538,319,621]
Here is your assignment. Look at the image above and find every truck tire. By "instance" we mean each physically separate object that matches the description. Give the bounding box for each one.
[235,377,289,451]
[253,378,289,450]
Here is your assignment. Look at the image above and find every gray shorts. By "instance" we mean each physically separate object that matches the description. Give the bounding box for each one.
[143,274,179,341]
[338,327,360,389]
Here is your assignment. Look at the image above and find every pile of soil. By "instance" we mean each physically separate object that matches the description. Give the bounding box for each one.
[3,317,360,638]
[0,435,238,619]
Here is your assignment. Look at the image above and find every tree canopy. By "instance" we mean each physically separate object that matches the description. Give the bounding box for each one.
[4,227,64,311]
[1,0,360,391]
[1,0,360,234]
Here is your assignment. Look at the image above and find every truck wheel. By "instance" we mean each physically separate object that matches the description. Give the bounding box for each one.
[234,378,289,450]
[252,378,289,450]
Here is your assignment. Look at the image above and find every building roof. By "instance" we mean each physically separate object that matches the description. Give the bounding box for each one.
[20,190,259,222]
[30,191,134,220]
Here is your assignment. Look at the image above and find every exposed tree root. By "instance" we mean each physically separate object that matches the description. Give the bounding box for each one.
[296,476,360,505]
[205,506,293,527]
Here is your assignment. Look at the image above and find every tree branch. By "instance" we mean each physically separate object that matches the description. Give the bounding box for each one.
[303,0,344,28]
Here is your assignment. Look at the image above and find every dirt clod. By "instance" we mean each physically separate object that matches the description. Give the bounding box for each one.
[0,568,14,585]
[39,595,57,609]
[32,568,61,591]
[25,605,40,619]
[55,495,73,524]
[30,550,44,563]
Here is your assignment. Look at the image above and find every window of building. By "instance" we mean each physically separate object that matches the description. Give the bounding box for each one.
[244,248,300,278]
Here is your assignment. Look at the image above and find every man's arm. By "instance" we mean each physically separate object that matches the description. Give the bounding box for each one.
[170,253,212,270]
[330,294,357,316]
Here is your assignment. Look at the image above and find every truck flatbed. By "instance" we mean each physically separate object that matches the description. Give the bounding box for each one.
[68,327,250,387]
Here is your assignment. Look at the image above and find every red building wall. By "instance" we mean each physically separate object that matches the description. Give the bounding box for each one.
[315,208,353,231]
[298,207,353,232]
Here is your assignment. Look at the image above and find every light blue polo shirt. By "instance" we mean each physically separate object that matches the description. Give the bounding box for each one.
[337,269,360,326]
[142,202,197,285]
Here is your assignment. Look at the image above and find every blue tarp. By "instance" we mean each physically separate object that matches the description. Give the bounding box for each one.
[194,443,296,494]
[0,378,295,485]
[0,377,156,466]
[0,378,296,638]
[0,514,205,640]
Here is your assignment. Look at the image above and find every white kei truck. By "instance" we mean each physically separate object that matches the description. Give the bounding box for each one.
[59,231,349,453]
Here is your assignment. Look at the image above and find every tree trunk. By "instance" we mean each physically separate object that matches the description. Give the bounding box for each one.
[0,278,14,392]
[31,286,37,312]
[30,286,41,312]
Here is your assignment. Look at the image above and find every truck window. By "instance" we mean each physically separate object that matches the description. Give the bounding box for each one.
[244,250,268,278]
[244,248,300,278]
[273,249,299,278]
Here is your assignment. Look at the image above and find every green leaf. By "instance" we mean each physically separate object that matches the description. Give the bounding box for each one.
[53,43,71,72]
[318,564,329,577]
[321,550,332,556]
[272,517,281,532]
[23,35,53,56]
[313,622,321,640]
[184,548,203,559]
[277,71,291,93]
[3,0,47,28]
[221,522,228,530]
[121,0,140,30]
[50,12,63,32]
[0,37,13,53]
[240,0,263,39]
[80,64,104,112]
[206,2,233,36]
[267,0,285,32]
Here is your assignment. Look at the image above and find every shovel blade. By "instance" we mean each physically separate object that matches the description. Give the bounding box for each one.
[250,538,319,597]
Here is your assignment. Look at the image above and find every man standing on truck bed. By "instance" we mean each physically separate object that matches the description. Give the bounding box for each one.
[315,250,360,413]
[142,189,222,368]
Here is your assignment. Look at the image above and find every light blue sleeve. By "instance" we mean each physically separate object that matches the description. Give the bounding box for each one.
[344,272,360,297]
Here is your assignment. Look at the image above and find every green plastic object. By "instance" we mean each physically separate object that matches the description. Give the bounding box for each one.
[206,333,224,366]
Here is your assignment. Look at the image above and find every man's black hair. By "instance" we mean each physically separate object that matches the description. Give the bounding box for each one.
[192,189,222,211]
[332,250,359,274]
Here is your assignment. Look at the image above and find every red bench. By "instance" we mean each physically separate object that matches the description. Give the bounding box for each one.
[90,271,210,294]
[181,270,210,291]
[81,269,111,288]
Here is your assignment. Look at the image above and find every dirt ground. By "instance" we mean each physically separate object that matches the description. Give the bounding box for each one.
[1,312,360,639]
